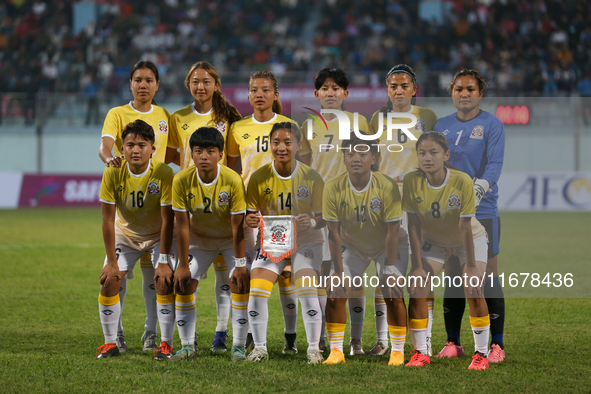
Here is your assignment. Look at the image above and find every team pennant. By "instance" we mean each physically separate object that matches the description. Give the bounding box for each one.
[259,215,297,263]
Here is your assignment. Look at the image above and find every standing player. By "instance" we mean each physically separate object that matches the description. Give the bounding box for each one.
[322,135,407,366]
[244,122,325,364]
[299,68,370,354]
[96,120,174,358]
[367,64,439,356]
[226,71,305,353]
[158,127,248,360]
[434,69,505,363]
[403,132,490,370]
[167,62,243,351]
[98,60,171,352]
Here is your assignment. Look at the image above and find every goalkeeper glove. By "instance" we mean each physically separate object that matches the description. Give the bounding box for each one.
[474,178,490,208]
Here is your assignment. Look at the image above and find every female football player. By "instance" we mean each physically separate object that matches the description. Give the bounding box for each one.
[322,134,407,367]
[98,60,172,353]
[244,122,325,364]
[403,131,490,370]
[226,71,304,354]
[366,64,439,356]
[166,62,243,351]
[96,120,174,359]
[434,69,505,363]
[299,68,370,354]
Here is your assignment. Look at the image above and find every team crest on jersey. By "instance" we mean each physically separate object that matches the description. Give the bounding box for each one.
[158,120,168,134]
[147,181,160,195]
[215,121,226,134]
[415,119,426,132]
[442,129,450,136]
[218,190,230,205]
[270,225,287,243]
[470,125,484,139]
[448,194,461,209]
[296,185,309,200]
[370,197,382,212]
[304,249,314,258]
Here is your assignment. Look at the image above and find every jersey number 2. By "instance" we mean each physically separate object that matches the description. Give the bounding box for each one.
[203,197,213,214]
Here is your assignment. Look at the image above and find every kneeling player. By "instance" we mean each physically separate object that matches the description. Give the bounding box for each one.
[160,127,248,360]
[245,122,325,364]
[96,119,174,358]
[322,135,408,366]
[403,132,490,370]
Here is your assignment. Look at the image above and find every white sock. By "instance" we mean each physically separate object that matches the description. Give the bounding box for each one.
[117,277,127,334]
[249,278,273,349]
[470,315,491,355]
[409,318,428,353]
[348,289,366,340]
[176,293,197,347]
[278,276,297,335]
[99,293,121,344]
[374,291,388,343]
[231,293,250,347]
[156,293,175,344]
[141,264,158,332]
[296,281,321,351]
[214,259,231,332]
[318,288,327,340]
[426,297,434,341]
[326,322,346,352]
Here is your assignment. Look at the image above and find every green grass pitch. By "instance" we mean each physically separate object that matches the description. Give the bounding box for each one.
[0,209,589,393]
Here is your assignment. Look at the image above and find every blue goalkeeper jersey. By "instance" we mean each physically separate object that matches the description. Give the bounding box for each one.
[434,110,505,218]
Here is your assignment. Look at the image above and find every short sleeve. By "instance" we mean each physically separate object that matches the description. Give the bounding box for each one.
[101,108,121,141]
[160,168,174,206]
[401,174,415,213]
[168,113,180,149]
[226,123,240,157]
[99,167,117,204]
[358,114,370,134]
[230,175,247,214]
[460,176,476,217]
[245,175,259,212]
[322,182,339,222]
[369,111,381,134]
[172,173,187,212]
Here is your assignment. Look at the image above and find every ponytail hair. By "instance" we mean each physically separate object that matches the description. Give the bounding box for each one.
[184,61,242,126]
[249,70,282,115]
[447,68,488,95]
[130,60,160,105]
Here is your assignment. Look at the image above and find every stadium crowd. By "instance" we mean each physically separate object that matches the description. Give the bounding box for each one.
[0,0,590,99]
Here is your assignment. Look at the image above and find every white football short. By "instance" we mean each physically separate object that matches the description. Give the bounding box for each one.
[339,241,408,284]
[419,236,488,265]
[102,242,162,280]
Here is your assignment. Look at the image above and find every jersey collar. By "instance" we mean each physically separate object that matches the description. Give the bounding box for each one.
[191,103,213,116]
[348,171,373,194]
[272,160,299,180]
[196,163,221,187]
[425,167,450,190]
[252,112,278,125]
[128,101,154,114]
[126,159,151,178]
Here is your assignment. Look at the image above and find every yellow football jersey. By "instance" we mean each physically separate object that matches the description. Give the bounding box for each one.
[101,102,171,163]
[172,163,246,239]
[227,113,309,187]
[246,161,323,245]
[300,111,370,182]
[100,158,173,244]
[402,168,486,247]
[369,105,437,185]
[323,171,402,259]
[168,104,232,170]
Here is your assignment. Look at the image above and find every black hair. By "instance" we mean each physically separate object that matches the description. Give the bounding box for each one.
[121,119,155,144]
[382,64,418,112]
[415,131,457,175]
[341,133,379,156]
[189,127,225,152]
[447,68,488,95]
[270,122,302,143]
[130,60,160,105]
[249,70,282,114]
[314,68,350,90]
